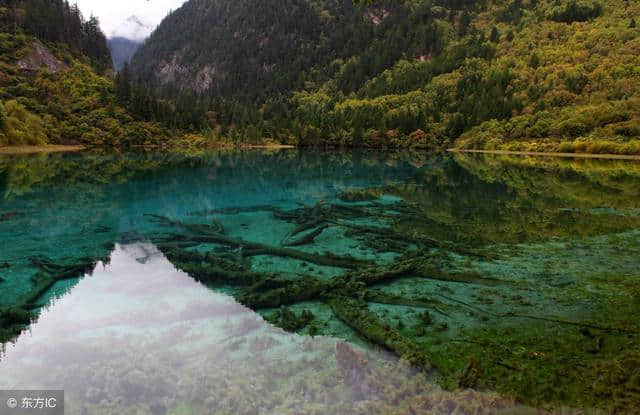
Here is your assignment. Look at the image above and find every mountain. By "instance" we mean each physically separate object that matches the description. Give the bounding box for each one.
[108,15,153,71]
[6,0,113,72]
[111,15,153,42]
[131,0,382,98]
[130,0,640,153]
[109,37,142,71]
[0,0,200,148]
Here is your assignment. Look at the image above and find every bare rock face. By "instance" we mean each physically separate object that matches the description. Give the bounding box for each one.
[17,42,68,73]
[194,64,218,93]
[156,53,187,85]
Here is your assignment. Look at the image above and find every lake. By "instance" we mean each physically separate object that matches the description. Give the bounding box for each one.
[1,150,639,414]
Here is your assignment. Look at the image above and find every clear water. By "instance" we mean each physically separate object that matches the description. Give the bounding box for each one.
[0,150,639,414]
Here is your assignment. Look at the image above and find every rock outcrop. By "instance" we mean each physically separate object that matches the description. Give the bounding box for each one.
[17,42,68,73]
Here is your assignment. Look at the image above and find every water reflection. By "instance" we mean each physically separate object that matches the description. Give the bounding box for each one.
[1,150,639,413]
[0,243,521,414]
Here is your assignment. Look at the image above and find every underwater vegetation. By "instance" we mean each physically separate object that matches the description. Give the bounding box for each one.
[2,243,530,415]
[0,306,34,344]
[140,195,640,412]
[1,150,639,412]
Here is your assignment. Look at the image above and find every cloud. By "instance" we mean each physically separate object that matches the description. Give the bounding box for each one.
[74,0,187,39]
[111,15,153,42]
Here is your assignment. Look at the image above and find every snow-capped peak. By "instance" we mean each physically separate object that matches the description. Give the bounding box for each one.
[110,15,153,42]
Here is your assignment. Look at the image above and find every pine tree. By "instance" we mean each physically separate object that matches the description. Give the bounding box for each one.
[528,52,540,68]
[115,63,132,105]
[459,11,471,36]
[21,0,112,72]
[490,26,500,43]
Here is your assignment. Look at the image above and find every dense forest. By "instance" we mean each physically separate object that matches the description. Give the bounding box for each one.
[130,0,640,153]
[0,0,209,147]
[3,0,112,71]
[0,0,638,152]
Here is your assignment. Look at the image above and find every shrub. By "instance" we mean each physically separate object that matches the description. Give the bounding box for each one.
[0,100,47,145]
[526,111,554,138]
[555,140,639,155]
[557,141,577,153]
[547,90,577,107]
[552,118,590,137]
[528,53,541,69]
[564,69,589,94]
[619,142,640,155]
[585,140,621,154]
[614,121,640,138]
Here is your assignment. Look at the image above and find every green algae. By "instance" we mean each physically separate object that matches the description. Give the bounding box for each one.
[142,197,640,410]
[339,188,382,202]
[0,307,35,343]
[425,319,640,411]
[328,296,432,373]
[265,307,315,332]
[415,257,640,410]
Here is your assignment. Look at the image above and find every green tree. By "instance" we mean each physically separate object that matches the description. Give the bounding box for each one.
[506,30,515,41]
[529,52,540,68]
[460,10,472,36]
[490,26,500,43]
[115,63,132,105]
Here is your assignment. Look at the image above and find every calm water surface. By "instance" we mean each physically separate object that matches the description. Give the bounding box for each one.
[0,150,639,414]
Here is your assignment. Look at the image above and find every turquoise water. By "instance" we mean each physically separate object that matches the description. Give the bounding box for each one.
[1,150,639,414]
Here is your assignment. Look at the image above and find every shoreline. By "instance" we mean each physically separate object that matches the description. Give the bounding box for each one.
[448,148,640,161]
[4,145,639,160]
[241,144,295,149]
[0,143,296,155]
[0,145,86,155]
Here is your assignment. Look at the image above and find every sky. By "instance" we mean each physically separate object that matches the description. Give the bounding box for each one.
[75,0,187,39]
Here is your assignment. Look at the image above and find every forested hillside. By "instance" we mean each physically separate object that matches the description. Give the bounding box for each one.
[0,0,205,148]
[8,0,112,71]
[131,0,640,153]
